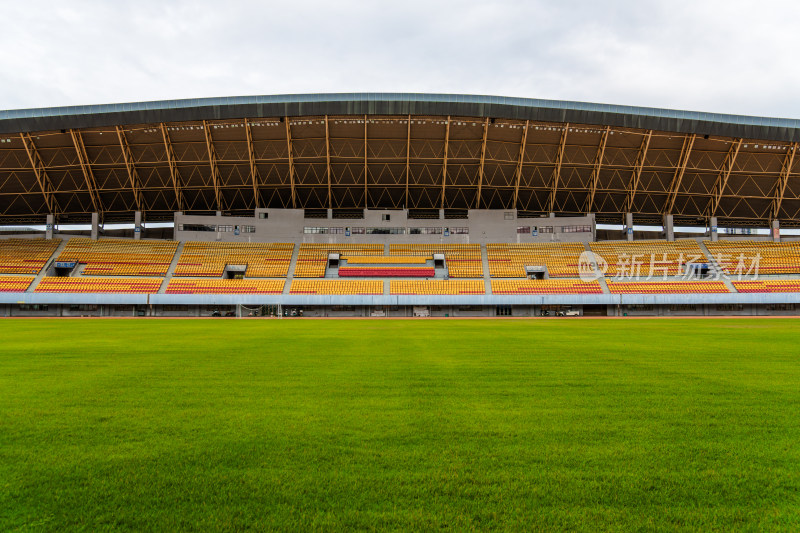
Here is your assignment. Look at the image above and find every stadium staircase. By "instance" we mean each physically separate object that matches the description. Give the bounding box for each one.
[481,244,491,294]
[283,244,301,294]
[27,238,69,292]
[583,242,611,294]
[157,241,184,294]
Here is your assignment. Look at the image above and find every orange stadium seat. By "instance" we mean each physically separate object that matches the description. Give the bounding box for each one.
[0,239,61,274]
[35,277,162,293]
[290,280,383,295]
[0,276,35,292]
[390,280,485,295]
[174,242,293,277]
[166,279,284,294]
[57,238,178,276]
[491,279,603,294]
[606,281,729,294]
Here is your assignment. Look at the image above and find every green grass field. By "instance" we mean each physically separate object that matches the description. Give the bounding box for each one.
[2,318,799,531]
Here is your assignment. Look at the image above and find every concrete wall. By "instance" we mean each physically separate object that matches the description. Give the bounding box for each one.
[174,209,595,245]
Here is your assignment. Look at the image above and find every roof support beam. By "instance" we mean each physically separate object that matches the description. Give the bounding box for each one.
[663,134,696,214]
[364,115,368,208]
[585,126,610,213]
[20,132,58,214]
[772,142,798,219]
[243,119,259,209]
[285,117,296,209]
[513,120,530,209]
[475,117,489,209]
[160,123,184,210]
[441,116,451,209]
[70,129,103,215]
[116,126,144,213]
[547,123,569,213]
[202,120,223,211]
[405,115,411,209]
[325,115,332,210]
[709,138,742,217]
[624,130,653,212]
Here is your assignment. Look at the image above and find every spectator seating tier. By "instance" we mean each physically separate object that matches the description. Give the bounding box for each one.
[290,280,383,295]
[732,280,800,293]
[704,240,800,275]
[344,255,429,264]
[0,276,35,292]
[491,279,603,294]
[166,279,284,294]
[174,242,293,277]
[390,244,482,277]
[339,267,434,277]
[35,277,162,293]
[57,238,178,276]
[295,244,384,277]
[606,281,729,294]
[0,239,61,274]
[589,239,708,277]
[390,280,485,295]
[487,243,585,278]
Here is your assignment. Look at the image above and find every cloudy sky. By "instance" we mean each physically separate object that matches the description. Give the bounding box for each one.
[2,1,798,118]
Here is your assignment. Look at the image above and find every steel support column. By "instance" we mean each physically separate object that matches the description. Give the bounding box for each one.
[513,120,530,209]
[202,120,223,211]
[547,123,569,213]
[116,126,144,213]
[160,123,184,210]
[285,118,296,208]
[710,138,742,216]
[625,130,653,212]
[585,126,610,212]
[70,129,103,216]
[663,134,697,214]
[772,142,798,219]
[20,132,58,214]
[244,119,259,209]
[441,116,451,209]
[475,117,489,209]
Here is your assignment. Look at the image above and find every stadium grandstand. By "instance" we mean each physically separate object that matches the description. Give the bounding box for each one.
[1,93,800,317]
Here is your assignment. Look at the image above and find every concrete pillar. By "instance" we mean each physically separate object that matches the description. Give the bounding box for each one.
[91,212,99,240]
[710,216,719,242]
[215,211,222,217]
[46,214,54,240]
[134,211,142,240]
[439,209,445,220]
[625,212,634,241]
[772,219,781,242]
[663,214,674,242]
[327,209,333,219]
[549,212,555,218]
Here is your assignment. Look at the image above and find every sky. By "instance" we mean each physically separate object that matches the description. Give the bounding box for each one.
[1,0,799,118]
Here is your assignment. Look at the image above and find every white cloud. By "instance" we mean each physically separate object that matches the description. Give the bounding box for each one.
[1,0,799,118]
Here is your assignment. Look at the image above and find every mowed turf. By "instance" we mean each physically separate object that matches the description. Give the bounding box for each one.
[1,319,800,531]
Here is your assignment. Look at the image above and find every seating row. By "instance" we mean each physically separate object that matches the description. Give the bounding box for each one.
[0,239,61,274]
[0,276,35,292]
[58,238,178,276]
[491,279,603,294]
[339,267,434,277]
[35,277,163,293]
[166,279,284,294]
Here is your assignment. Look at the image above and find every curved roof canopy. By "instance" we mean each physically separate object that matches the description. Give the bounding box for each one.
[0,93,798,225]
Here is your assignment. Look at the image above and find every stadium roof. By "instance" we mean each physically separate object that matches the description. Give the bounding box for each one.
[0,93,798,225]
